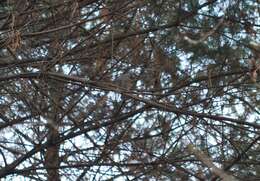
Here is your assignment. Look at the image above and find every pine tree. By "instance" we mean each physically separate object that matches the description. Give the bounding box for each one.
[0,0,259,180]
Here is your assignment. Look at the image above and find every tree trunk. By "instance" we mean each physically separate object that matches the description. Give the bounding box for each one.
[45,126,60,181]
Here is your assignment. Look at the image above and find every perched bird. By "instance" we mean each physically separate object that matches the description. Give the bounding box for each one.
[116,73,133,90]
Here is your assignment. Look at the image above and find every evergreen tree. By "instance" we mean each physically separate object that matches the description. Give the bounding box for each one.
[0,0,259,180]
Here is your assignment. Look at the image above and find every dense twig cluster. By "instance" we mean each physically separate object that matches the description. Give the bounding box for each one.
[0,0,259,180]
